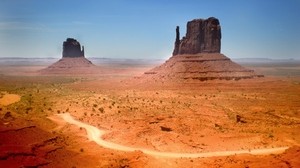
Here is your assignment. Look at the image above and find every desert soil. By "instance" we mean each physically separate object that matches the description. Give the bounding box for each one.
[0,62,300,167]
[0,92,21,106]
[53,112,289,158]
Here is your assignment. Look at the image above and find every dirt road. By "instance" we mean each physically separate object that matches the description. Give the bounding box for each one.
[54,113,289,158]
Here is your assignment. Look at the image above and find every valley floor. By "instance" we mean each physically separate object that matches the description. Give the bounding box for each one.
[0,62,299,167]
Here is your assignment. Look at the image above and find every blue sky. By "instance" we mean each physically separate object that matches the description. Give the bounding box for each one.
[0,0,299,59]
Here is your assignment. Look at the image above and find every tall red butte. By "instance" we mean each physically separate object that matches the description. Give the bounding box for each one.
[144,17,262,81]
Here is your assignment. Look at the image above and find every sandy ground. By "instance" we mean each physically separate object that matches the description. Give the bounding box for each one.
[0,92,21,106]
[0,61,300,167]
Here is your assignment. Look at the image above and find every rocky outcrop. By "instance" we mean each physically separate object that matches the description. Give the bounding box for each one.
[62,38,84,58]
[143,17,262,82]
[173,17,221,55]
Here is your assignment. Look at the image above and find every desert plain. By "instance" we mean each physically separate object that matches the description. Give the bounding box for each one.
[0,58,300,168]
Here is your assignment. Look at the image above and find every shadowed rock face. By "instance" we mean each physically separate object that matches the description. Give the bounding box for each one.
[62,38,85,57]
[173,17,221,55]
[39,38,96,74]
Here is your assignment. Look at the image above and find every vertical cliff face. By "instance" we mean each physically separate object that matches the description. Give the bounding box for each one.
[144,17,261,81]
[62,38,85,58]
[173,17,221,55]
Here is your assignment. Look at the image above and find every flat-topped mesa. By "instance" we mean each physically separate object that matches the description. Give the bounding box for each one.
[173,17,221,55]
[62,38,85,58]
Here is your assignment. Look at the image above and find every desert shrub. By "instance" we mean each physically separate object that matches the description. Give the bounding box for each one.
[268,133,274,138]
[98,107,104,113]
[26,107,33,111]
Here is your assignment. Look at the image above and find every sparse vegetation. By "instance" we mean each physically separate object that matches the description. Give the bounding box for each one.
[0,60,299,167]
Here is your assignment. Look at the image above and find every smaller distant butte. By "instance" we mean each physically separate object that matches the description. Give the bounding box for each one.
[144,17,263,81]
[39,38,95,74]
[63,38,85,58]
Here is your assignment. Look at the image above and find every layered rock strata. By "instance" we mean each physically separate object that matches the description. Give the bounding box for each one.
[144,17,262,81]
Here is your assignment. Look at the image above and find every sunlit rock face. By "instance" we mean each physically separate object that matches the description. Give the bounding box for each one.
[62,38,85,58]
[143,17,263,81]
[173,17,221,55]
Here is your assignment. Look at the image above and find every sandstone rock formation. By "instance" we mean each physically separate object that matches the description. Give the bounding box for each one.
[144,17,262,81]
[63,38,85,57]
[173,17,221,55]
[40,38,96,74]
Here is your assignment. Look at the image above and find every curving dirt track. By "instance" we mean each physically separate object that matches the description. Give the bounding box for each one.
[55,113,289,158]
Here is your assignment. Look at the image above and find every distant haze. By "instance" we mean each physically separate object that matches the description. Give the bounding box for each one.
[0,0,299,59]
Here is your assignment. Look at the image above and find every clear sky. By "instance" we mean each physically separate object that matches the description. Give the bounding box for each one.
[0,0,299,59]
